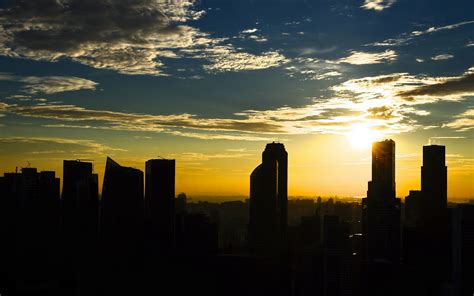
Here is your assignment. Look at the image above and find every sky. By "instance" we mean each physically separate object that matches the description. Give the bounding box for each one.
[0,0,473,200]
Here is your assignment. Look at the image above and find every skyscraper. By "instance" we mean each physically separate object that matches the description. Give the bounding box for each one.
[404,145,451,293]
[362,139,401,263]
[61,160,99,291]
[62,160,99,248]
[421,145,447,217]
[249,142,288,257]
[145,159,175,256]
[100,157,144,269]
[2,168,61,294]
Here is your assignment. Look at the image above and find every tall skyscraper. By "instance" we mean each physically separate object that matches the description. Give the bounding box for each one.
[249,142,288,257]
[362,139,401,263]
[61,160,99,289]
[404,145,451,293]
[145,159,175,256]
[322,215,351,296]
[100,157,144,268]
[421,145,447,217]
[1,168,60,294]
[62,160,99,247]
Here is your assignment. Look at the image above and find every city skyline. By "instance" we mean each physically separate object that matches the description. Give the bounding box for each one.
[0,140,471,201]
[2,139,472,295]
[0,0,473,199]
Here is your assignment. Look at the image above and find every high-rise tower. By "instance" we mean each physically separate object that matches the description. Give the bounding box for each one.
[363,139,400,263]
[100,157,144,267]
[421,145,447,216]
[145,159,176,256]
[248,142,288,257]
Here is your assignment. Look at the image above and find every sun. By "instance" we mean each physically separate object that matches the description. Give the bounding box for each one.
[346,125,383,149]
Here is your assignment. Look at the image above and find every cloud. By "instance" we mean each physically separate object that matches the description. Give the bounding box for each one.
[370,20,474,46]
[327,68,474,133]
[1,102,284,135]
[335,68,474,104]
[0,1,288,75]
[2,69,472,140]
[335,50,397,65]
[444,109,474,132]
[361,0,397,11]
[431,54,454,61]
[165,152,252,162]
[197,47,289,72]
[311,71,342,80]
[397,68,474,100]
[0,73,98,94]
[0,136,125,156]
[285,57,346,81]
[241,28,258,34]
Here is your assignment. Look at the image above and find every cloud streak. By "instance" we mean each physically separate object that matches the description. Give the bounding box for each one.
[361,0,397,11]
[0,136,126,156]
[335,50,397,65]
[1,68,472,140]
[370,20,474,46]
[0,73,97,94]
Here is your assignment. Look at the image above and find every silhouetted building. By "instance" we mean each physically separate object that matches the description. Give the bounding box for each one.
[362,140,400,264]
[322,215,351,296]
[421,145,447,215]
[1,168,61,294]
[404,190,422,228]
[176,192,187,214]
[249,142,288,257]
[403,145,452,294]
[145,159,175,256]
[61,160,99,294]
[453,204,474,296]
[100,157,144,275]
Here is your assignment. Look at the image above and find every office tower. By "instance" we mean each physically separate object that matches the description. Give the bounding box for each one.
[322,215,351,296]
[402,145,452,295]
[61,160,99,292]
[2,168,61,294]
[453,204,474,296]
[100,157,144,270]
[362,140,401,263]
[404,190,422,228]
[176,192,187,215]
[248,142,288,257]
[62,160,99,247]
[421,145,447,219]
[145,159,175,256]
[13,169,60,246]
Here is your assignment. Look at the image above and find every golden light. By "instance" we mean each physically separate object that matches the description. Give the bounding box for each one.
[346,125,383,149]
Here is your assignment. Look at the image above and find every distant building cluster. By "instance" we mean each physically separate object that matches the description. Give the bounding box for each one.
[0,141,473,296]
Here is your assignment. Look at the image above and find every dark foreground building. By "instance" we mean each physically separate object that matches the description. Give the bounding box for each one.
[363,139,401,262]
[100,157,144,294]
[249,142,288,257]
[145,159,175,257]
[0,168,60,295]
[404,145,452,295]
[362,140,401,295]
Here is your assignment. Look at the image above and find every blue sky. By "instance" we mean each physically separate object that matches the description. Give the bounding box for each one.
[0,0,473,198]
